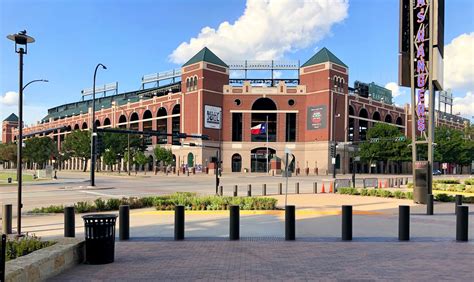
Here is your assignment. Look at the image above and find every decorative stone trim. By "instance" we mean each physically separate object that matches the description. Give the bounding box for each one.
[5,238,85,282]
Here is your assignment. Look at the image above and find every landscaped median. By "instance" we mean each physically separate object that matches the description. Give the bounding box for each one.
[337,187,474,203]
[4,236,84,282]
[29,192,278,214]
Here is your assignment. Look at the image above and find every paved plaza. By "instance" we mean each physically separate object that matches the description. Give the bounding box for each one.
[2,171,473,280]
[52,239,473,281]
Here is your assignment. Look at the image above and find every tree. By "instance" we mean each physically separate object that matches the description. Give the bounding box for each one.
[153,146,173,170]
[23,137,57,169]
[0,143,17,168]
[359,123,409,173]
[134,151,148,174]
[61,130,91,172]
[103,149,118,171]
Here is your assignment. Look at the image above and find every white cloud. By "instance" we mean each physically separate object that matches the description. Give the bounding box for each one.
[384,82,406,98]
[453,91,474,119]
[444,32,474,90]
[0,91,18,106]
[169,0,349,63]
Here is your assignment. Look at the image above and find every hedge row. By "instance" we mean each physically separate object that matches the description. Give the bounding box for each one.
[30,192,278,214]
[407,182,474,193]
[337,187,474,203]
[5,235,54,261]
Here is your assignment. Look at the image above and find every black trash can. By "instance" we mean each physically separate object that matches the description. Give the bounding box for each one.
[82,214,118,264]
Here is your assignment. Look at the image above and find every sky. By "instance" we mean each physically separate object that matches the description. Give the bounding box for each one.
[1,0,473,134]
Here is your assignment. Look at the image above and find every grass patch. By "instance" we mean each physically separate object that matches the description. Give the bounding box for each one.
[0,172,35,182]
[29,192,278,214]
[3,234,55,261]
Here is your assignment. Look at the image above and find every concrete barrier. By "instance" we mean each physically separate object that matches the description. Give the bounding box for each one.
[5,238,84,282]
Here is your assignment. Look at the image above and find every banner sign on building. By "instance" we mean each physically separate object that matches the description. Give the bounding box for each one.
[414,0,430,132]
[204,105,222,129]
[307,105,327,130]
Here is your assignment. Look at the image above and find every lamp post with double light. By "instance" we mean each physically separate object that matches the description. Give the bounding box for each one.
[7,30,36,236]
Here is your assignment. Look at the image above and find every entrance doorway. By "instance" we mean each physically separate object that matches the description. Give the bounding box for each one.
[187,153,194,167]
[251,147,275,172]
[231,154,242,172]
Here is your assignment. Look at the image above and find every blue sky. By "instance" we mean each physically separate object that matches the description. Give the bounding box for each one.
[1,0,473,128]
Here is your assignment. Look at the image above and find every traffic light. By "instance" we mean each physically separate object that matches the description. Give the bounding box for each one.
[330,143,336,157]
[95,134,104,155]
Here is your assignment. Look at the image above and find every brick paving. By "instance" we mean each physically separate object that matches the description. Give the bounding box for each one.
[52,238,474,281]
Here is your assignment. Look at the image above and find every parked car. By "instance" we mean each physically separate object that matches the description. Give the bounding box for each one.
[432,169,442,175]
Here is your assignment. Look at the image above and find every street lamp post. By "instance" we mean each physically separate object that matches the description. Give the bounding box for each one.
[7,30,36,236]
[90,64,107,187]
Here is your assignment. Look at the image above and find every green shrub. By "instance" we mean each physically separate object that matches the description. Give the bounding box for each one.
[337,187,358,195]
[106,198,121,210]
[407,182,413,188]
[393,191,405,199]
[368,189,378,197]
[31,205,64,213]
[433,179,460,184]
[435,193,453,202]
[464,179,474,185]
[94,198,107,211]
[75,201,93,213]
[405,192,413,200]
[5,235,54,261]
[359,189,369,196]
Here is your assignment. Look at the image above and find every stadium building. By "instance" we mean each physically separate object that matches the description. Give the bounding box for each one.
[2,47,469,174]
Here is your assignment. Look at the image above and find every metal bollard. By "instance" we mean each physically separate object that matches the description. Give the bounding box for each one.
[456,206,468,242]
[1,234,5,282]
[455,195,462,214]
[399,205,410,241]
[233,185,238,197]
[285,205,295,240]
[247,184,252,197]
[64,206,75,238]
[342,205,352,241]
[278,183,283,195]
[262,184,266,196]
[313,182,318,194]
[174,205,185,240]
[427,194,434,215]
[119,205,130,240]
[2,204,12,234]
[229,205,240,240]
[295,182,299,194]
[219,186,223,196]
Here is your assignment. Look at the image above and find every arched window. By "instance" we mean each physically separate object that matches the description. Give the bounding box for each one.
[385,114,393,123]
[373,111,381,121]
[73,124,80,130]
[231,154,242,172]
[193,76,198,90]
[172,104,181,144]
[333,76,338,87]
[157,107,168,144]
[103,118,111,127]
[251,98,277,142]
[186,78,190,91]
[81,122,88,130]
[143,110,153,145]
[359,108,368,141]
[130,112,139,130]
[348,106,355,141]
[95,120,100,129]
[118,115,127,128]
[396,117,403,125]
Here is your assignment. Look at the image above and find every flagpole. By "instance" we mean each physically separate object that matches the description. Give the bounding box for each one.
[266,115,269,173]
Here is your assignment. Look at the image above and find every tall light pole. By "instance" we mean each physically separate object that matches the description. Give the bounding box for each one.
[90,63,107,186]
[7,30,35,236]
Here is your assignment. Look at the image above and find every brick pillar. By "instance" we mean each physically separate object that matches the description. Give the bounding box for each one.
[242,113,251,142]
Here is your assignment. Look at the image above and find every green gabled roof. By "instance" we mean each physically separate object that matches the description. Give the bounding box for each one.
[182,47,228,68]
[3,113,18,122]
[301,47,348,68]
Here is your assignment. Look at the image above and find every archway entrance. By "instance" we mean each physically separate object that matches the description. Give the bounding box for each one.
[251,147,276,173]
[231,154,242,172]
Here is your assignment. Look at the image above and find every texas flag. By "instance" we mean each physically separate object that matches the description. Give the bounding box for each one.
[251,123,267,135]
